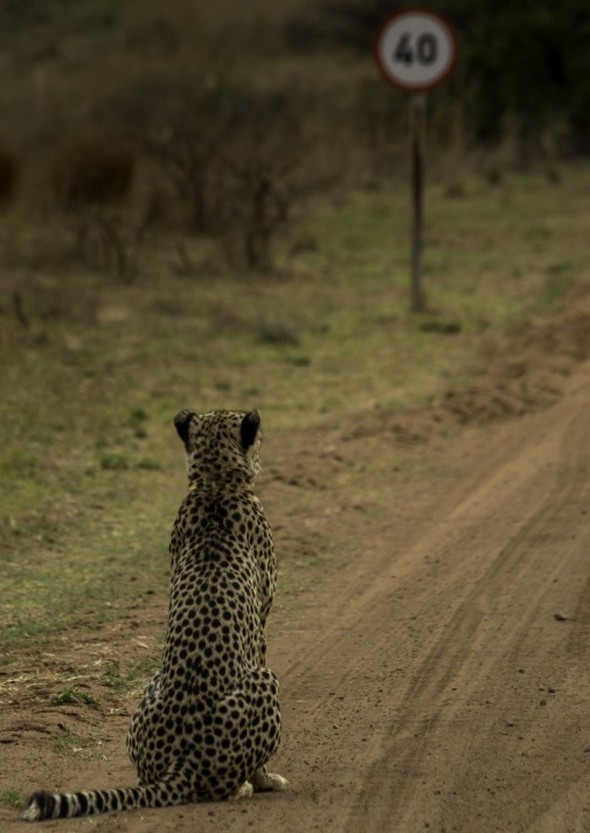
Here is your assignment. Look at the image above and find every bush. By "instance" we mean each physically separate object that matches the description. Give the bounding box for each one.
[110,76,313,269]
[206,89,309,272]
[71,204,151,282]
[51,135,136,211]
[46,135,157,280]
[113,78,233,233]
[212,155,295,272]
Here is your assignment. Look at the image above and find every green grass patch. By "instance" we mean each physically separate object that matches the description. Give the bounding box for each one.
[0,789,25,809]
[49,688,100,707]
[1,166,589,650]
[103,658,160,693]
[53,728,105,761]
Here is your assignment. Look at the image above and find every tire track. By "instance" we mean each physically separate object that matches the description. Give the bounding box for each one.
[343,402,590,832]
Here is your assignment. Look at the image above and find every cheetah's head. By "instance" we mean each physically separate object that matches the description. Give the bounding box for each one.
[173,408,262,489]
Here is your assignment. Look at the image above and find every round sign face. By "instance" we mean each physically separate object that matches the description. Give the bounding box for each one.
[375,10,458,92]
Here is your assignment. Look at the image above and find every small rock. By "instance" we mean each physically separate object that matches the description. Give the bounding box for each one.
[553,612,568,621]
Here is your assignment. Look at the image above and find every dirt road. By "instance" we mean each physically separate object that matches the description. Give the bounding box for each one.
[2,324,590,832]
[261,364,590,833]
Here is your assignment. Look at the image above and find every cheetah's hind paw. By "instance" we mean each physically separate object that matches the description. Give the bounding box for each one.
[252,769,288,792]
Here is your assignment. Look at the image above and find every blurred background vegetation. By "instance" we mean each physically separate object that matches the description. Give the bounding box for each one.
[1,0,589,645]
[0,0,588,276]
[298,0,590,153]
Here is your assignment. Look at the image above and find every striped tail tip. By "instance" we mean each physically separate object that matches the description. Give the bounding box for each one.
[21,782,181,820]
[22,790,95,821]
[22,792,57,821]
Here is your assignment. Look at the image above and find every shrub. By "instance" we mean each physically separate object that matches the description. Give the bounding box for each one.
[47,136,161,280]
[113,77,311,269]
[64,199,157,282]
[212,160,292,272]
[51,135,135,211]
[116,79,233,233]
[207,89,308,272]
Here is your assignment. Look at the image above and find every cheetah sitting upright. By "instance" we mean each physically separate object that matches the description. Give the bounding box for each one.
[23,408,286,821]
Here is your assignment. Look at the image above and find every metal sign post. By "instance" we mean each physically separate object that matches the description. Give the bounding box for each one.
[410,93,426,312]
[374,10,458,313]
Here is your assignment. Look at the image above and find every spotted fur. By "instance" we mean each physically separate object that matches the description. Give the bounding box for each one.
[23,409,286,821]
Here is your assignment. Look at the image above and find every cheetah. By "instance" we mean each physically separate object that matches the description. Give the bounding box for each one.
[23,408,286,820]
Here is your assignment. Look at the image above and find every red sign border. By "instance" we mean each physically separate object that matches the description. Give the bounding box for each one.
[374,8,459,93]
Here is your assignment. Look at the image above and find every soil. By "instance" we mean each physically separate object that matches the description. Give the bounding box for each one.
[2,295,590,833]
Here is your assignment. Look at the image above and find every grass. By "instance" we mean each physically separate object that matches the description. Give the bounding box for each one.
[53,728,106,761]
[0,166,589,650]
[49,688,100,707]
[0,789,25,809]
[102,658,161,693]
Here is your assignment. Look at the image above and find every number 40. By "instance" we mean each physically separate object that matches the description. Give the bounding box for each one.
[394,32,438,66]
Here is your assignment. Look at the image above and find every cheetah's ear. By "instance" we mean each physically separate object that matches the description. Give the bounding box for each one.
[240,410,260,449]
[174,409,196,445]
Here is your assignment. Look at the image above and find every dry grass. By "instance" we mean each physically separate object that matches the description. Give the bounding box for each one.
[0,0,588,652]
[1,164,589,650]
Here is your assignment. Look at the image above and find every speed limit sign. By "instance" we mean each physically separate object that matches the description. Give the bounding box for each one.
[374,10,458,312]
[375,9,458,92]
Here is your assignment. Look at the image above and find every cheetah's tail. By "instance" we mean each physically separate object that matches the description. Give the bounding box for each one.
[22,779,186,821]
